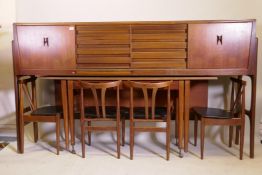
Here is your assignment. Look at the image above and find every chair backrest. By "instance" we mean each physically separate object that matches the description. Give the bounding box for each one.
[18,77,37,114]
[78,80,122,119]
[127,81,172,120]
[229,77,246,119]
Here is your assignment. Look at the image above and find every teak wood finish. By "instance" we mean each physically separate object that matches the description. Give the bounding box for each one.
[192,78,247,159]
[76,80,122,158]
[188,23,252,69]
[13,20,256,77]
[18,77,61,155]
[12,20,258,158]
[127,81,172,160]
[66,77,207,158]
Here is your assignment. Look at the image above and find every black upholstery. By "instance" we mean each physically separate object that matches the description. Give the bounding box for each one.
[192,107,233,119]
[74,106,129,119]
[31,106,62,116]
[132,107,168,119]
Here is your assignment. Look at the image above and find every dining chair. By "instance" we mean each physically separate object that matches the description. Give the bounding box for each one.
[127,81,173,160]
[76,80,123,158]
[192,77,246,159]
[18,77,62,155]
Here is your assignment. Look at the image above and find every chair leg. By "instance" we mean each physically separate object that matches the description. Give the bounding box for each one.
[229,126,233,147]
[175,119,178,146]
[56,117,60,155]
[200,119,205,160]
[240,123,245,160]
[81,123,86,158]
[194,115,198,146]
[130,120,134,160]
[71,118,76,154]
[21,120,25,153]
[121,119,125,146]
[235,126,240,145]
[166,121,170,161]
[33,122,38,143]
[117,120,121,159]
[88,121,91,146]
[175,99,179,146]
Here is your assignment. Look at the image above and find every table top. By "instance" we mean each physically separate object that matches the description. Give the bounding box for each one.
[34,76,218,81]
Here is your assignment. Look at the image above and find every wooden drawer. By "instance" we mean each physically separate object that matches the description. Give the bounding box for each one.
[76,25,131,69]
[16,26,76,72]
[131,24,187,69]
[188,22,252,69]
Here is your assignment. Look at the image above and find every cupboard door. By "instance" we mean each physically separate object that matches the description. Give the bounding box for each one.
[17,26,76,72]
[188,23,252,69]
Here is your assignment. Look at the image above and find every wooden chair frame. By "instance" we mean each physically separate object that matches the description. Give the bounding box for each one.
[192,77,246,159]
[127,81,172,160]
[77,80,122,158]
[18,77,61,155]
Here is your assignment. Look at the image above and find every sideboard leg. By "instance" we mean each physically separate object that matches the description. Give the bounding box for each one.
[14,76,22,153]
[249,75,256,158]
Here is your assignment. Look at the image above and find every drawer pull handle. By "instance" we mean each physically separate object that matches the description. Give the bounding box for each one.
[43,37,49,47]
[217,35,223,45]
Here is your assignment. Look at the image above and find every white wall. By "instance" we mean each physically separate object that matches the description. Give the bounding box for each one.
[1,0,261,140]
[0,0,16,129]
[15,0,260,22]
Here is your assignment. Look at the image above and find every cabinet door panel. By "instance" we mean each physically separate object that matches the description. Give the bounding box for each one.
[17,26,76,71]
[188,23,252,69]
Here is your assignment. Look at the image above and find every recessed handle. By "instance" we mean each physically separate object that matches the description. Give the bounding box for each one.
[217,35,223,45]
[43,37,49,47]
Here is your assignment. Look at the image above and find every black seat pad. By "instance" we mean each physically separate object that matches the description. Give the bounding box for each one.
[31,106,62,116]
[193,107,233,119]
[132,107,168,119]
[74,106,129,119]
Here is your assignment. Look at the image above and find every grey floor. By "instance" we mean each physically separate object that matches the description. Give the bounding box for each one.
[0,123,261,175]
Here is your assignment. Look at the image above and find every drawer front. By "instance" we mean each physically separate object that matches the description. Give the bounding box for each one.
[76,25,131,69]
[131,24,187,69]
[188,23,252,69]
[17,26,76,71]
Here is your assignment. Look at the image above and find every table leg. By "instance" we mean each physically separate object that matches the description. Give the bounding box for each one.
[178,80,184,158]
[67,80,75,153]
[61,80,69,150]
[184,80,190,153]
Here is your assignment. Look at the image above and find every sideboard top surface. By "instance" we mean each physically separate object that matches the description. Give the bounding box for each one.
[14,19,256,26]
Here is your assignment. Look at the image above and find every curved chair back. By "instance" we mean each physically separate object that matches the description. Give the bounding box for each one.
[229,77,246,119]
[127,81,172,120]
[79,80,122,120]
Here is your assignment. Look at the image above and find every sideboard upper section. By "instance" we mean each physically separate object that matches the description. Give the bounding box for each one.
[12,20,257,76]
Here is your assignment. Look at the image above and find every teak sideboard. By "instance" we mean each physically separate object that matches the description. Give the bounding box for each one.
[12,20,258,158]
